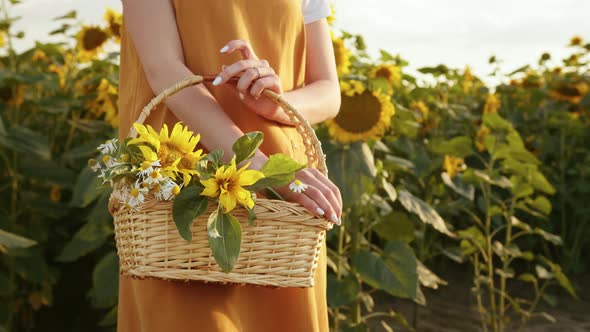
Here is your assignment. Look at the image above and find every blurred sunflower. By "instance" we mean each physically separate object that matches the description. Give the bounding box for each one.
[32,49,49,62]
[332,36,351,76]
[369,64,401,87]
[85,79,118,127]
[75,25,108,62]
[326,88,395,143]
[0,31,6,48]
[550,82,589,105]
[410,101,429,123]
[483,93,500,114]
[570,36,583,46]
[443,155,466,178]
[0,85,24,107]
[463,66,474,92]
[475,126,490,152]
[104,7,122,41]
[340,79,365,97]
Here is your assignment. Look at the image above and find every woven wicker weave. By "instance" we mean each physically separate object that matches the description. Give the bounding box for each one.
[109,75,333,288]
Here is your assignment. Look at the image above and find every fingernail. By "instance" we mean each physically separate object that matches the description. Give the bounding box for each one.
[337,217,342,226]
[238,92,245,100]
[212,76,222,86]
[220,45,229,53]
[330,213,338,223]
[316,207,325,216]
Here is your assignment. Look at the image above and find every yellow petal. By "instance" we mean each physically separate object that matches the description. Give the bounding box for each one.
[235,187,254,209]
[200,178,220,197]
[159,124,169,142]
[138,146,158,161]
[238,169,265,187]
[219,191,237,212]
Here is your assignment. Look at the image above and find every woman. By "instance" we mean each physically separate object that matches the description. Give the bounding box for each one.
[118,0,342,331]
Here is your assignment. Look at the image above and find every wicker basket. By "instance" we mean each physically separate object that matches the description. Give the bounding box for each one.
[109,75,333,288]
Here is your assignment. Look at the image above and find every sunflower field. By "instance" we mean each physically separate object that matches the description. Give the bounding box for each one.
[0,2,589,331]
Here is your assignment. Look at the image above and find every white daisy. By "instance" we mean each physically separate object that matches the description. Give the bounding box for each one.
[137,160,162,178]
[97,139,119,155]
[144,169,165,187]
[289,179,308,193]
[155,178,181,201]
[126,180,149,208]
[101,155,122,169]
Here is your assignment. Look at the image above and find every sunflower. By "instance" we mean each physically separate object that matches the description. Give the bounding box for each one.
[463,65,473,92]
[104,7,122,41]
[332,36,352,76]
[483,93,500,114]
[326,88,395,143]
[410,101,429,123]
[128,122,205,185]
[0,31,5,48]
[475,126,491,152]
[570,36,583,46]
[550,82,589,104]
[443,155,466,178]
[326,4,336,26]
[369,64,401,86]
[32,49,49,62]
[340,79,365,97]
[75,25,108,62]
[200,158,265,213]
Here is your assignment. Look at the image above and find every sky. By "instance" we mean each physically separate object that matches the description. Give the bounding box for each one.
[10,0,590,85]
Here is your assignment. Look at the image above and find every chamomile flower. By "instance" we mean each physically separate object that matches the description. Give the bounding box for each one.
[144,169,165,187]
[102,155,121,168]
[126,180,149,209]
[97,139,118,155]
[289,179,308,193]
[137,160,162,178]
[88,159,102,172]
[155,178,182,201]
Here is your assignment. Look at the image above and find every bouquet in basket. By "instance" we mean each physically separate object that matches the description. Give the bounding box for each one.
[89,122,306,272]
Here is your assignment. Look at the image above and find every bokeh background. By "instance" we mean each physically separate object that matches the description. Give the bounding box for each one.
[0,1,589,331]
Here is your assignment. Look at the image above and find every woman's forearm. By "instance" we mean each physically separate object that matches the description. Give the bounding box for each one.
[282,79,340,125]
[145,62,269,169]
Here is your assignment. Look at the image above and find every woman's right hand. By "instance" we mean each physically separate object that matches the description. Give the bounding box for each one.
[274,168,343,225]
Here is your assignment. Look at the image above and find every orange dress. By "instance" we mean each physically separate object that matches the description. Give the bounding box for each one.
[116,0,329,331]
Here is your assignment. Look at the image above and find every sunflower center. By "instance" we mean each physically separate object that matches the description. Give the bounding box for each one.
[159,143,184,166]
[334,92,383,134]
[82,28,108,51]
[375,68,392,80]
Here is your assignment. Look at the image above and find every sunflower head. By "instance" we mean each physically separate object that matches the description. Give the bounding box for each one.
[570,36,583,46]
[410,101,429,123]
[332,36,352,76]
[76,26,108,62]
[200,158,264,212]
[327,87,395,143]
[104,7,123,41]
[550,82,589,104]
[128,122,205,185]
[443,155,466,178]
[476,126,491,152]
[369,64,401,87]
[483,93,500,114]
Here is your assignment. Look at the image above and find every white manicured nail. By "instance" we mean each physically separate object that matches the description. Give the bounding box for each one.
[337,217,342,226]
[316,208,325,216]
[212,76,222,86]
[220,45,229,53]
[238,92,245,100]
[330,213,338,223]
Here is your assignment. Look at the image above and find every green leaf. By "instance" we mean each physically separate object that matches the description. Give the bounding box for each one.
[441,172,475,201]
[0,125,50,159]
[533,228,562,245]
[531,171,556,195]
[70,167,102,208]
[518,273,537,284]
[352,241,418,299]
[99,306,118,327]
[458,226,486,256]
[0,229,36,249]
[397,190,453,236]
[430,136,473,158]
[208,213,242,273]
[381,178,397,202]
[554,269,577,299]
[327,274,359,307]
[373,211,415,243]
[53,10,77,20]
[417,260,447,289]
[173,186,209,241]
[232,131,264,164]
[18,156,76,188]
[90,252,119,308]
[247,207,256,226]
[528,196,552,215]
[57,196,113,262]
[483,113,513,132]
[248,153,306,191]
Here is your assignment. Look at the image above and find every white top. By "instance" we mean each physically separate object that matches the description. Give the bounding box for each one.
[301,0,331,24]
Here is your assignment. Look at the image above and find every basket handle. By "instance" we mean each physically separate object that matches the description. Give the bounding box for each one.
[127,75,327,175]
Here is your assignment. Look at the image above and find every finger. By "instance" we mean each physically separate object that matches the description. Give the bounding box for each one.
[249,75,281,99]
[301,185,339,225]
[302,175,342,218]
[213,59,267,86]
[236,67,275,95]
[220,39,258,60]
[284,191,326,219]
[309,168,343,210]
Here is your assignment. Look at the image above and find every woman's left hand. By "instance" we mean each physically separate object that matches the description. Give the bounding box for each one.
[212,39,292,124]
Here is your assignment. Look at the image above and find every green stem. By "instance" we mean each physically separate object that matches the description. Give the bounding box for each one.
[474,255,489,332]
[516,282,549,332]
[333,221,345,331]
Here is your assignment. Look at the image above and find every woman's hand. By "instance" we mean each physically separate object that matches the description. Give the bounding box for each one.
[274,168,343,225]
[212,40,292,125]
